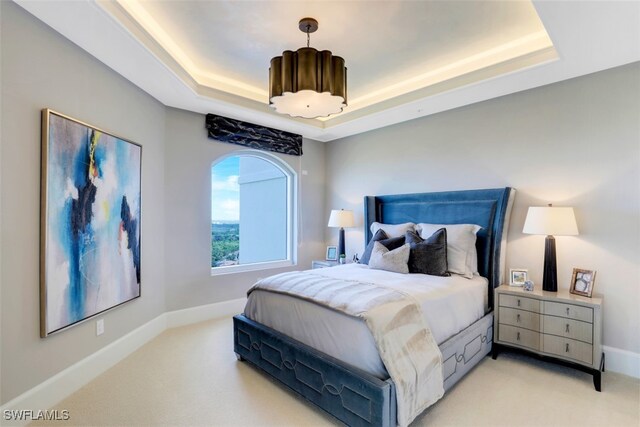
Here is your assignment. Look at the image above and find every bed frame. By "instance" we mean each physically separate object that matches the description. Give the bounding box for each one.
[234,187,515,426]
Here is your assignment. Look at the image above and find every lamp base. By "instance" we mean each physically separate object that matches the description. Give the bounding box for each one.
[543,235,558,292]
[338,228,346,258]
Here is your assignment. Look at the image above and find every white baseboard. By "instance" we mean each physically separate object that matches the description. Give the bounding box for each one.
[0,298,246,425]
[603,345,640,379]
[165,297,246,328]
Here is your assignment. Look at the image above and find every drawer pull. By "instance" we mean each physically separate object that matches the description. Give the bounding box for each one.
[517,332,521,341]
[517,299,521,307]
[565,324,570,333]
[517,314,521,323]
[565,343,570,353]
[566,307,570,316]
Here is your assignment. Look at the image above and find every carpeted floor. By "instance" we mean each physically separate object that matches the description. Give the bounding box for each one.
[31,316,639,426]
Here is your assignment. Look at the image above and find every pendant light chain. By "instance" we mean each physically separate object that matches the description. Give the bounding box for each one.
[306,25,311,48]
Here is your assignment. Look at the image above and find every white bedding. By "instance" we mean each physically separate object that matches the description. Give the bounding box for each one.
[244,263,488,378]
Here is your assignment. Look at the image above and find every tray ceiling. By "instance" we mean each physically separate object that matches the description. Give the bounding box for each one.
[15,0,640,141]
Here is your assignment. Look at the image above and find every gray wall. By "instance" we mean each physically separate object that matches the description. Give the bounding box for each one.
[0,2,166,403]
[325,62,640,354]
[0,2,327,404]
[163,107,326,311]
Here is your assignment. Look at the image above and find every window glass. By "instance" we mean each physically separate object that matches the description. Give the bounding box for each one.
[211,153,294,272]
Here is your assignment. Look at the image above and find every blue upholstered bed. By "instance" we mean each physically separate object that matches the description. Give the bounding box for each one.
[234,187,515,426]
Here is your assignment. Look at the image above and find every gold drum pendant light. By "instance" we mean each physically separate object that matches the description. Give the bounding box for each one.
[269,18,347,119]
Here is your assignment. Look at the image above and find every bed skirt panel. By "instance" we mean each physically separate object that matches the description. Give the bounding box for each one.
[441,311,493,391]
[234,312,493,425]
[234,315,397,427]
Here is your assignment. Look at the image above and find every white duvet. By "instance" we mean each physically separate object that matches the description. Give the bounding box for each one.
[244,263,487,378]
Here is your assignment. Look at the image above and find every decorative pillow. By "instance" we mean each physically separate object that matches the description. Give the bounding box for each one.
[406,228,444,245]
[405,229,450,277]
[359,229,406,265]
[368,242,410,274]
[415,223,481,279]
[370,222,416,238]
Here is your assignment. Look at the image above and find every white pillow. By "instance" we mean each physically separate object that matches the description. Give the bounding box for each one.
[370,222,415,238]
[368,242,410,274]
[416,223,481,278]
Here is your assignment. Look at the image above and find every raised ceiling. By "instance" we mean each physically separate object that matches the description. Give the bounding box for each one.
[120,1,552,105]
[16,1,640,141]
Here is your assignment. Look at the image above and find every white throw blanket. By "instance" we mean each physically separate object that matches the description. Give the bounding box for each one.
[248,271,444,426]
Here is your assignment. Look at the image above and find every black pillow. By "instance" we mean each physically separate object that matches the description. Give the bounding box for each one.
[359,229,406,265]
[405,229,450,276]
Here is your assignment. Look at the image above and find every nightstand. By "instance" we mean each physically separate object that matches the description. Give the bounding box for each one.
[311,260,340,269]
[493,284,604,391]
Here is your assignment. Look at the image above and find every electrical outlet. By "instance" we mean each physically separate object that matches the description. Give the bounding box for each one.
[96,319,104,336]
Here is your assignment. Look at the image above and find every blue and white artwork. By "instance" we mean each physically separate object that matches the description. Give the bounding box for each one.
[41,110,141,336]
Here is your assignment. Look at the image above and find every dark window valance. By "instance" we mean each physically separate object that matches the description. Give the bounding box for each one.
[205,114,303,156]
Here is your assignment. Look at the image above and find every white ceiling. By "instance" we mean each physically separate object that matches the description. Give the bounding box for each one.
[132,1,550,100]
[16,1,640,142]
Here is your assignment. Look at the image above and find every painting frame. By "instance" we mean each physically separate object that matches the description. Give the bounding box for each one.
[40,109,142,337]
[326,246,338,261]
[509,268,528,287]
[569,268,596,298]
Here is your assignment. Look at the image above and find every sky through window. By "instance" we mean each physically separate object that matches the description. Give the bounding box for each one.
[211,156,239,222]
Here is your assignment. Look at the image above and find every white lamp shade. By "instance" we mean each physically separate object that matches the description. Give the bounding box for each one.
[328,209,355,228]
[523,206,579,236]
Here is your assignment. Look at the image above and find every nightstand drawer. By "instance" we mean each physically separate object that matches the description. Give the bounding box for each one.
[312,260,338,269]
[499,307,541,331]
[544,301,593,323]
[543,316,593,344]
[543,335,593,365]
[498,325,540,351]
[499,294,540,313]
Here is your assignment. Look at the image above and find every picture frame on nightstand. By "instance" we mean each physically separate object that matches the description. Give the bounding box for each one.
[570,268,596,297]
[326,246,338,261]
[509,268,528,286]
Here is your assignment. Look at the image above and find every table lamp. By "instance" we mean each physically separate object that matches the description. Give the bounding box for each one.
[328,209,355,259]
[523,204,579,292]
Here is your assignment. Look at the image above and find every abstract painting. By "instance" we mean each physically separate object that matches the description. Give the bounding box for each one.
[40,109,141,337]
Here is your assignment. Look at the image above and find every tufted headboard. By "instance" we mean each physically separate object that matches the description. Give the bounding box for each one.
[364,187,515,309]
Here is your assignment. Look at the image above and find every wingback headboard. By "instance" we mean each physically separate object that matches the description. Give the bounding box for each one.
[364,187,515,309]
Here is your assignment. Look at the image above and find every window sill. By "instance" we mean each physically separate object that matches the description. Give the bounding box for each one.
[211,260,294,276]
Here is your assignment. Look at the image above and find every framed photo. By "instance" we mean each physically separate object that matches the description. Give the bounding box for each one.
[326,246,338,261]
[570,268,597,297]
[40,109,142,337]
[509,268,528,287]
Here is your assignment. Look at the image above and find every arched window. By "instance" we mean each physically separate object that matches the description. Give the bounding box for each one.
[211,151,296,274]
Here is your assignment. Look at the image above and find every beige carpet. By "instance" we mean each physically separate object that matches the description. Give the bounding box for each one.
[31,316,639,427]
